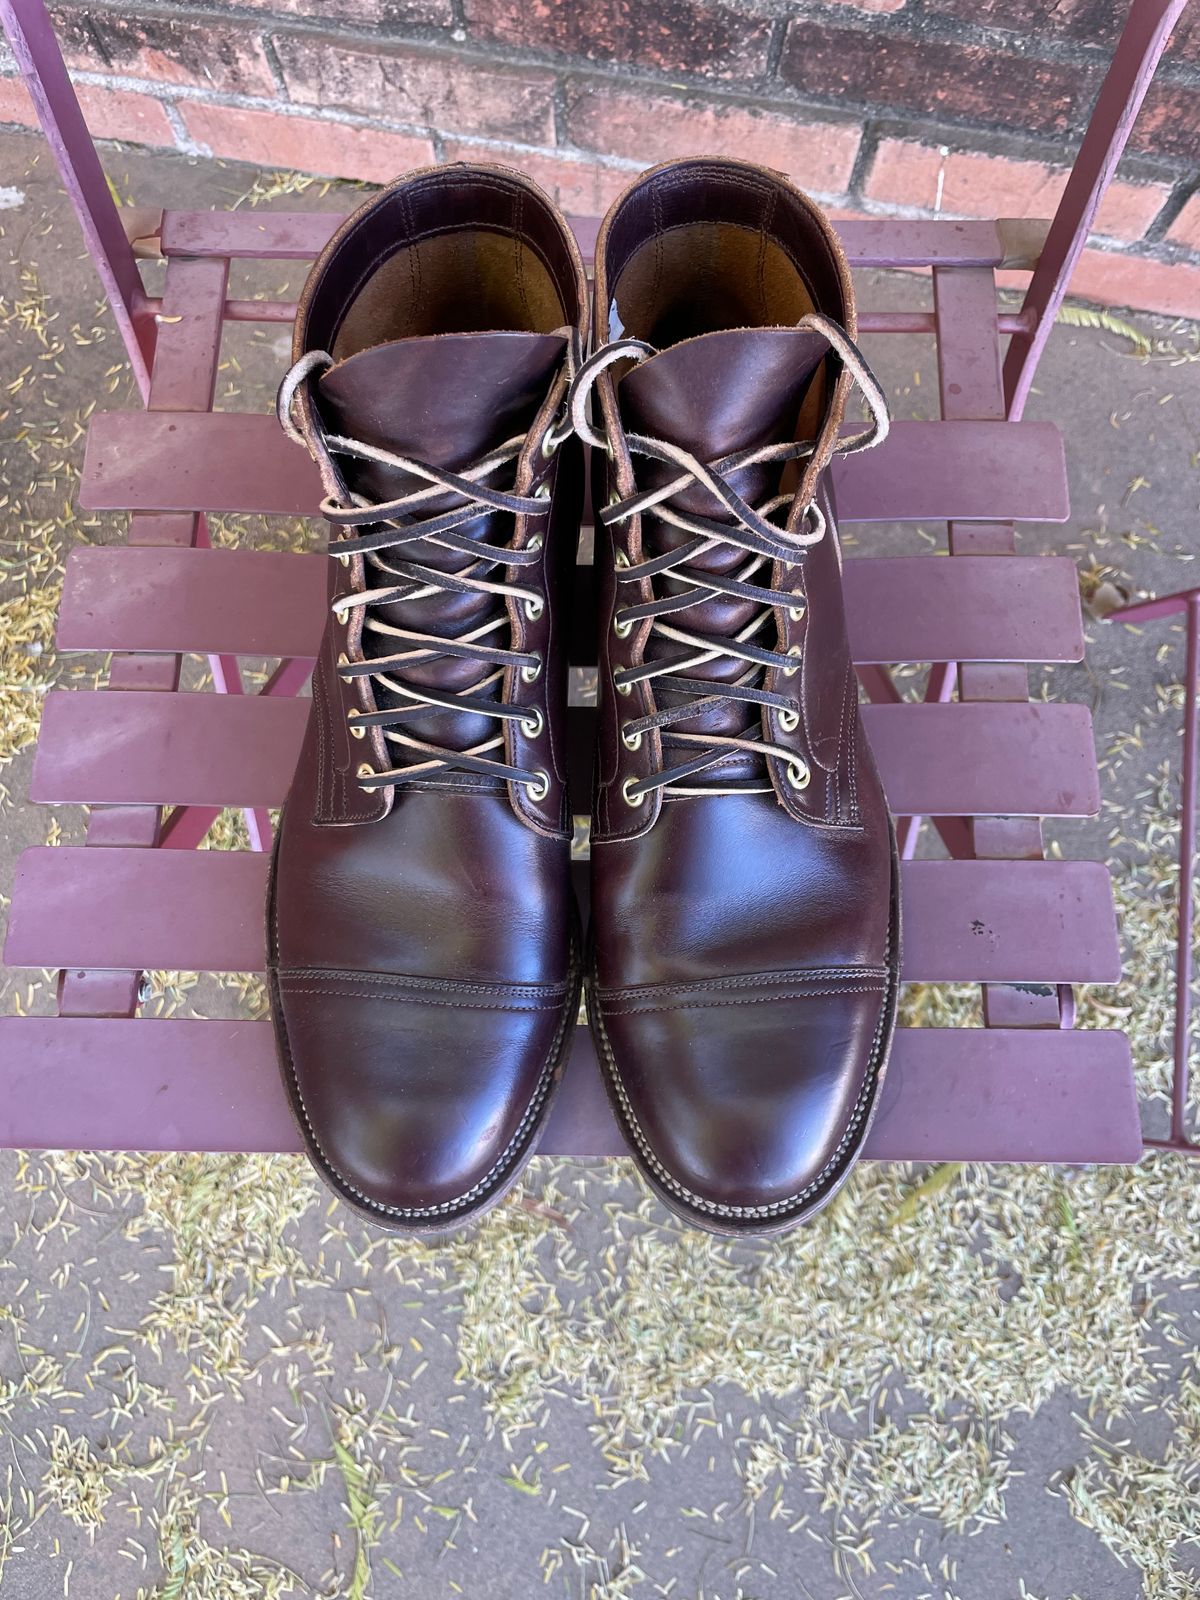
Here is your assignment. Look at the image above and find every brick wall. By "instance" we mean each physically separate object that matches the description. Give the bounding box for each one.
[3,0,1200,317]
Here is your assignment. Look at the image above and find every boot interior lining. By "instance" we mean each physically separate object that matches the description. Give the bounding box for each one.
[611,223,817,349]
[332,229,567,359]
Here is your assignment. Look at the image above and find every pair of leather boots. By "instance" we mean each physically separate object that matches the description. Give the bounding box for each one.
[269,157,900,1238]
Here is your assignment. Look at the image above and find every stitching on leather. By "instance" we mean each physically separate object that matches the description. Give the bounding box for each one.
[592,925,895,1221]
[599,966,889,1002]
[272,948,579,1221]
[603,984,886,1016]
[280,986,564,1012]
[279,967,569,999]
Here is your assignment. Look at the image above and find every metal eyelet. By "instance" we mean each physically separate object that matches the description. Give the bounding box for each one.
[781,645,802,678]
[621,775,643,807]
[621,724,643,751]
[778,707,800,733]
[527,532,543,553]
[524,597,544,622]
[520,708,543,738]
[336,651,349,668]
[349,718,366,740]
[335,552,350,567]
[534,481,551,500]
[528,770,550,801]
[787,602,806,622]
[786,758,811,790]
[614,549,630,570]
[616,679,633,697]
[613,613,633,639]
[356,763,373,781]
[541,429,560,460]
[521,656,543,684]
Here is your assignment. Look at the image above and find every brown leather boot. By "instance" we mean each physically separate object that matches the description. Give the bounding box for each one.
[575,158,900,1235]
[269,165,588,1232]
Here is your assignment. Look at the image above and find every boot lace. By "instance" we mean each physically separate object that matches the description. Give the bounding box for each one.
[565,314,890,803]
[278,351,577,797]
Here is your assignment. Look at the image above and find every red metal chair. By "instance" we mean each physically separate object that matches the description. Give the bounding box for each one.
[0,0,1186,1169]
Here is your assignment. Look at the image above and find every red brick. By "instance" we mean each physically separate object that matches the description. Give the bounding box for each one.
[181,102,434,183]
[565,82,861,195]
[50,6,276,98]
[1129,79,1200,166]
[865,139,1169,244]
[1166,192,1200,252]
[924,0,1200,67]
[0,73,174,146]
[462,0,773,81]
[1005,247,1200,322]
[208,0,452,23]
[825,0,907,10]
[780,21,1098,140]
[443,138,633,215]
[0,75,37,130]
[274,35,554,143]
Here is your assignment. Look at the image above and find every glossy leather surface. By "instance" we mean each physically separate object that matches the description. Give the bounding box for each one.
[268,165,588,1231]
[588,159,900,1234]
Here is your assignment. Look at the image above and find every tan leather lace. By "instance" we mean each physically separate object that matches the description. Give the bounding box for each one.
[279,350,576,797]
[565,314,890,803]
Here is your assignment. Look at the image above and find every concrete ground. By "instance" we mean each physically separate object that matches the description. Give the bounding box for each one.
[1,132,1199,1600]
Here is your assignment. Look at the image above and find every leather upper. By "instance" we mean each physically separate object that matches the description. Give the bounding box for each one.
[269,164,588,1228]
[586,158,900,1232]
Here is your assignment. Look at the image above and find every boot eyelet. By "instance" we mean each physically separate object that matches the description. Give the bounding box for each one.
[520,708,543,738]
[356,763,373,781]
[528,769,550,801]
[349,718,366,740]
[781,645,801,678]
[613,613,633,639]
[788,603,806,622]
[524,597,544,622]
[534,481,551,500]
[527,532,543,553]
[786,758,810,791]
[614,549,630,570]
[621,776,643,807]
[621,724,643,751]
[521,656,543,684]
[336,651,349,668]
[335,552,350,567]
[616,679,633,697]
[778,707,800,733]
[540,429,559,460]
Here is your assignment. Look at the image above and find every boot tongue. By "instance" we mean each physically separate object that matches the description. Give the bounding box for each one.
[616,328,830,785]
[316,330,568,772]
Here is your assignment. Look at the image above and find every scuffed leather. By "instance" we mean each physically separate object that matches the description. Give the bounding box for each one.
[269,165,588,1230]
[588,159,900,1234]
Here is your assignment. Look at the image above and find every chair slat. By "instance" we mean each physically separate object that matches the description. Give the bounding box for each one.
[4,847,1118,983]
[29,692,1099,816]
[0,1016,1140,1163]
[57,546,1085,666]
[80,413,1069,524]
[158,210,1024,271]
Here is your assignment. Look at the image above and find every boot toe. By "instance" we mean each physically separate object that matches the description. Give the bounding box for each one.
[596,977,891,1231]
[273,971,571,1227]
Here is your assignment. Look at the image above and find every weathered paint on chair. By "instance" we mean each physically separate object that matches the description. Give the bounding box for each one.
[0,0,1189,1162]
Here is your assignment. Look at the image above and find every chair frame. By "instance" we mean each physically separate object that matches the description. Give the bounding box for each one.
[0,0,1189,1164]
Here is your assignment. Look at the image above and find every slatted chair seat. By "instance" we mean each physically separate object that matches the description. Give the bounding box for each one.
[2,0,1185,1174]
